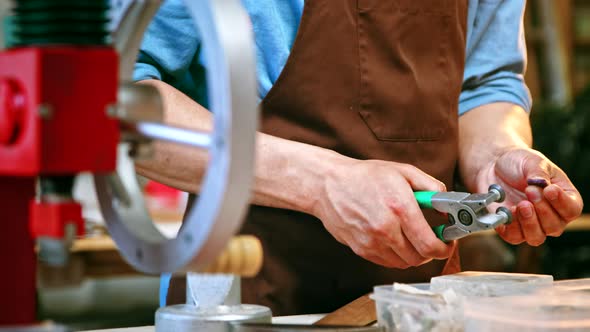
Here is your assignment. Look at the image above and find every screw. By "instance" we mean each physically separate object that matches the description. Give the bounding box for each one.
[184,233,193,244]
[38,104,53,119]
[488,184,506,203]
[448,214,456,225]
[215,136,224,149]
[496,206,513,225]
[106,104,119,118]
[458,210,473,226]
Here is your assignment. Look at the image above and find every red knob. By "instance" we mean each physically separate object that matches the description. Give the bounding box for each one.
[0,79,25,145]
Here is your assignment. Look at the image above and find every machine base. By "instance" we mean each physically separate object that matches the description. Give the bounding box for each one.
[155,304,271,332]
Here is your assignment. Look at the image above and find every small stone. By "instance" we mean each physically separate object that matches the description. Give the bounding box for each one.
[527,178,549,188]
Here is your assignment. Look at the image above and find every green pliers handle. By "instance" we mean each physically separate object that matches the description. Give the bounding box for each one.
[414,191,437,209]
[414,191,447,242]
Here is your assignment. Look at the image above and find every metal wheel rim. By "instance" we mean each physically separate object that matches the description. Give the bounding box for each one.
[94,0,258,274]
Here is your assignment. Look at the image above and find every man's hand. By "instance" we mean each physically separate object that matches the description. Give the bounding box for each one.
[311,159,454,268]
[137,80,454,268]
[475,148,583,246]
[459,103,583,247]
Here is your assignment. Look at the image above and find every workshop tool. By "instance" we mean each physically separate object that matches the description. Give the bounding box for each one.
[186,235,263,308]
[156,236,266,331]
[156,304,272,332]
[0,0,259,328]
[415,184,513,242]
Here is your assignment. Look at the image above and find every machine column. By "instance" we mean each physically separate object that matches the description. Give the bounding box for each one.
[0,177,37,325]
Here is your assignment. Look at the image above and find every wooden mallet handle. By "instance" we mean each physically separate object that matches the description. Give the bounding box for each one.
[201,235,263,277]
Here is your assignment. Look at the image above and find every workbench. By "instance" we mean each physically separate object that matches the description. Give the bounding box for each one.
[40,214,590,285]
[40,215,590,331]
[84,315,326,332]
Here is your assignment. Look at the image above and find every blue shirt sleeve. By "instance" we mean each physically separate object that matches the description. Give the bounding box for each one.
[133,0,208,105]
[460,0,532,116]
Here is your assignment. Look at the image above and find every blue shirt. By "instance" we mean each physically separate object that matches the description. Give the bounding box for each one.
[134,0,532,115]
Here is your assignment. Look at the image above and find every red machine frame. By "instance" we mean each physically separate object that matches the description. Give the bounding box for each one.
[0,47,119,326]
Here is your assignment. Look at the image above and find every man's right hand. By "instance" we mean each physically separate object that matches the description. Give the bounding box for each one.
[311,158,454,269]
[136,80,453,269]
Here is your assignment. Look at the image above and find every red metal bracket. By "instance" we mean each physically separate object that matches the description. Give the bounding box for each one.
[29,200,84,239]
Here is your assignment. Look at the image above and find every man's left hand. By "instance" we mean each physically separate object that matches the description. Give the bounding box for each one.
[475,147,583,246]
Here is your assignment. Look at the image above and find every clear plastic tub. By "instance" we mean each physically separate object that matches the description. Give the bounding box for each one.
[430,271,554,297]
[371,283,463,332]
[553,278,590,295]
[372,273,555,332]
[464,293,590,331]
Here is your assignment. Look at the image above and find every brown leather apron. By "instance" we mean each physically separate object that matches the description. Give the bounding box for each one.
[172,0,468,316]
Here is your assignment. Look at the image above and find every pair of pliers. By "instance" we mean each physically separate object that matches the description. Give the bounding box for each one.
[414,184,513,242]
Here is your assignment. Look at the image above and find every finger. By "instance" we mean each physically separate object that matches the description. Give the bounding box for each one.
[496,224,525,244]
[496,210,526,245]
[366,218,430,267]
[521,155,553,190]
[397,164,446,192]
[349,233,413,269]
[363,249,410,269]
[389,231,431,267]
[526,186,566,237]
[544,184,583,223]
[390,197,452,260]
[516,199,546,246]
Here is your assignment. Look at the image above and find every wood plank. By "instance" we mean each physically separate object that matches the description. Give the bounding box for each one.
[565,214,590,231]
[314,294,376,327]
[38,214,590,284]
[84,327,154,332]
[71,236,117,252]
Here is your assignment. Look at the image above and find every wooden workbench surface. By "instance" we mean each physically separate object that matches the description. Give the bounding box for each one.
[38,214,590,286]
[84,327,153,332]
[563,214,590,231]
[83,315,326,332]
[74,214,590,253]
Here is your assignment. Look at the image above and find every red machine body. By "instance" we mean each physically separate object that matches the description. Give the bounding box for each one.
[0,47,120,175]
[0,47,119,326]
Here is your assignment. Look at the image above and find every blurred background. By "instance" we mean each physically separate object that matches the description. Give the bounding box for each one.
[458,0,590,296]
[1,0,590,330]
[518,0,590,281]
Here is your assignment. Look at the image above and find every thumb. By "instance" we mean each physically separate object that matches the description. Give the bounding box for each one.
[495,149,552,191]
[397,164,446,192]
[522,155,553,188]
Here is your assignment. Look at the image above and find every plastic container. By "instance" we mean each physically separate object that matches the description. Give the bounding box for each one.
[371,283,463,332]
[553,279,590,295]
[430,271,554,297]
[464,293,590,331]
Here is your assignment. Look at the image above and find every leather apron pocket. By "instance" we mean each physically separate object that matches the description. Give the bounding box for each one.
[357,0,454,141]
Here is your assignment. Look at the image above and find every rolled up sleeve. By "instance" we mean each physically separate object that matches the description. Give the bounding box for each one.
[459,0,532,116]
[133,0,200,83]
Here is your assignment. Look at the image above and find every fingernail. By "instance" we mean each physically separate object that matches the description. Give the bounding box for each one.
[545,187,559,201]
[526,187,543,203]
[520,205,533,219]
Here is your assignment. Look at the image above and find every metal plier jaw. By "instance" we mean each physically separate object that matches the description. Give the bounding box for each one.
[416,184,513,242]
